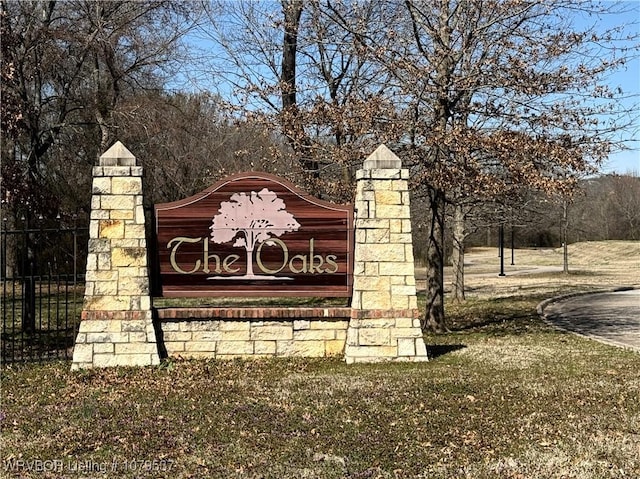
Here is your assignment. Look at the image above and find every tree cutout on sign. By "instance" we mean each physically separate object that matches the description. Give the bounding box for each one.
[209,188,300,278]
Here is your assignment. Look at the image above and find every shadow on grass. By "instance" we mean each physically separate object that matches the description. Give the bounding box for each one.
[426,343,466,359]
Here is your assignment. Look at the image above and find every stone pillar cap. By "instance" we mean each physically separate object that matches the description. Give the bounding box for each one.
[362,144,402,170]
[99,141,136,167]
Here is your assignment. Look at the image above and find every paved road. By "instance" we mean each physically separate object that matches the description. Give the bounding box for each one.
[541,290,640,352]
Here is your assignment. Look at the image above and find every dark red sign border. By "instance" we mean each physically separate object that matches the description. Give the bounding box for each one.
[154,172,354,297]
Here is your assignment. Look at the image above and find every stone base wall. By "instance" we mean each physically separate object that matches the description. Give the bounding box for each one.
[72,311,160,369]
[156,308,350,359]
[345,309,427,363]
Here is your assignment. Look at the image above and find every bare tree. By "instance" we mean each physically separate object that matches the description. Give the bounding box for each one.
[569,173,640,241]
[341,0,638,331]
[201,0,398,199]
[1,0,195,218]
[196,1,637,332]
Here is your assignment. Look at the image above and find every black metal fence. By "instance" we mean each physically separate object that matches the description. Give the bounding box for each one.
[1,216,88,363]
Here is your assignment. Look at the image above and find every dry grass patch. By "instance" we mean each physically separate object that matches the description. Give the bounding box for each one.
[431,240,640,300]
[2,315,639,478]
[1,240,638,478]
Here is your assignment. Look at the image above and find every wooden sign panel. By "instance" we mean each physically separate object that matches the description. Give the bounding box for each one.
[154,172,353,297]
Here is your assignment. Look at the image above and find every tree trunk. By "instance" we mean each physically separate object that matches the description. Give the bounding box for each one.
[423,186,448,333]
[451,202,466,302]
[420,1,454,333]
[280,1,302,146]
[281,0,302,115]
[280,0,318,178]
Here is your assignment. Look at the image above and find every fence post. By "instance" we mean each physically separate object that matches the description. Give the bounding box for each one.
[19,216,37,333]
[22,261,36,333]
[71,141,159,369]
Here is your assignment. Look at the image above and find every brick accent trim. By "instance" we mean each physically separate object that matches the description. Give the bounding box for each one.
[350,309,420,319]
[82,311,152,320]
[156,307,352,320]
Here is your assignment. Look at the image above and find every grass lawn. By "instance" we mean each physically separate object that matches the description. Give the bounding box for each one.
[2,290,639,479]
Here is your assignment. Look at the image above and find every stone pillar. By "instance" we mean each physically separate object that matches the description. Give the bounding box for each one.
[345,144,428,363]
[71,141,159,369]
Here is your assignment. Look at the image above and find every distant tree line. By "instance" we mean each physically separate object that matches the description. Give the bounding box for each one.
[495,173,640,247]
[414,171,640,271]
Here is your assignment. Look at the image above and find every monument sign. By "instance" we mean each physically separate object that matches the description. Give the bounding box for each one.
[154,172,353,297]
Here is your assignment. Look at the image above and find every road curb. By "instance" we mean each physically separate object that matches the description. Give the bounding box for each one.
[537,286,639,353]
[536,286,638,318]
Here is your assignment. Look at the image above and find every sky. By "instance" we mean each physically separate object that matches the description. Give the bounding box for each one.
[586,1,640,174]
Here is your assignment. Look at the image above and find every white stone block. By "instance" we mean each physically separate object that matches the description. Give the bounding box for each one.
[397,338,416,356]
[293,320,311,330]
[112,354,157,367]
[395,317,414,329]
[129,332,151,342]
[376,204,407,219]
[219,321,250,331]
[358,318,396,329]
[344,345,397,358]
[191,331,221,341]
[294,329,336,341]
[277,340,325,357]
[80,319,122,333]
[378,262,415,277]
[354,275,390,292]
[415,338,428,358]
[164,341,186,353]
[359,328,391,346]
[409,296,418,309]
[161,322,180,332]
[366,169,402,180]
[251,325,293,341]
[360,290,391,309]
[140,295,151,311]
[364,262,379,276]
[216,340,254,355]
[356,218,389,230]
[366,229,390,243]
[112,177,142,195]
[310,320,347,330]
[115,342,158,355]
[72,343,93,363]
[391,295,409,310]
[391,327,422,339]
[254,341,277,355]
[86,332,129,344]
[356,243,405,262]
[102,166,131,177]
[184,341,216,353]
[164,331,193,342]
[390,233,413,243]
